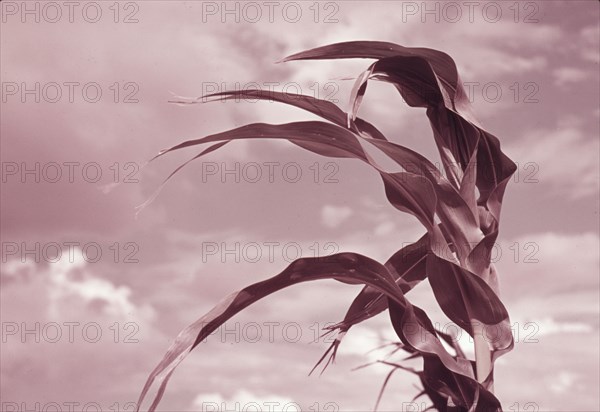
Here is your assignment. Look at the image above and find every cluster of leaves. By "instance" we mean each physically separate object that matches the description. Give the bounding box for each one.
[137,41,517,411]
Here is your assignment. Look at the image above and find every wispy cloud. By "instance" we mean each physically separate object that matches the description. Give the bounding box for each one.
[505,117,599,199]
[321,205,353,228]
[553,67,590,87]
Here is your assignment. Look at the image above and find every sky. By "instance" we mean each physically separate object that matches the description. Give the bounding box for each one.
[1,1,599,411]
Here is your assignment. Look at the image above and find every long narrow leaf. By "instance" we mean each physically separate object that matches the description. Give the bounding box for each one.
[136,253,471,411]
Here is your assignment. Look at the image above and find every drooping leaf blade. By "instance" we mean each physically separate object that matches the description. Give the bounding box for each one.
[136,252,472,411]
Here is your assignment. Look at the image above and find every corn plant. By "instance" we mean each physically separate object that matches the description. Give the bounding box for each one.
[137,41,517,411]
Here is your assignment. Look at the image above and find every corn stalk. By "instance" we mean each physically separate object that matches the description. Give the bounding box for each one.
[136,41,516,411]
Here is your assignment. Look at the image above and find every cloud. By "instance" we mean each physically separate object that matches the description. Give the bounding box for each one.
[553,67,590,87]
[580,25,600,63]
[498,231,599,298]
[46,251,151,319]
[0,253,163,407]
[549,371,578,394]
[374,221,396,236]
[1,249,155,323]
[321,204,353,228]
[192,389,296,411]
[504,117,599,199]
[433,21,561,79]
[531,317,593,337]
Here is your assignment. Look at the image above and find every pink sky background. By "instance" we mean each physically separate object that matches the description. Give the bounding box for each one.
[1,1,599,411]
